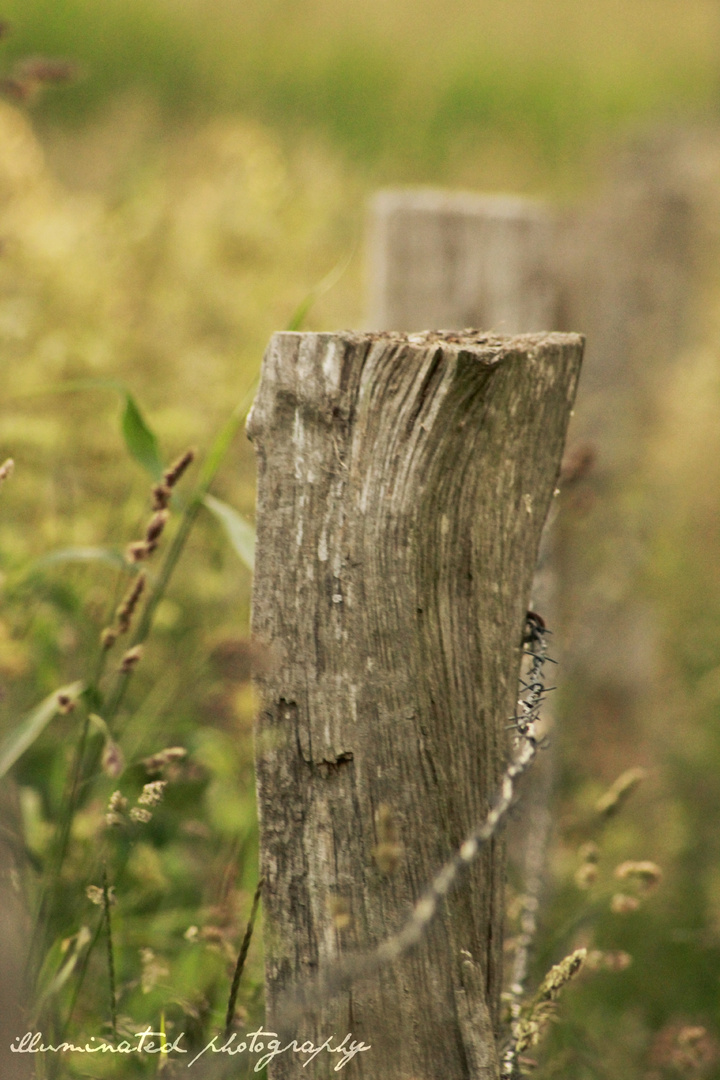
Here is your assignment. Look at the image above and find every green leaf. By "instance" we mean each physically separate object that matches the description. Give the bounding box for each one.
[23,546,128,574]
[203,494,255,571]
[0,680,84,778]
[9,377,165,480]
[35,926,93,1012]
[121,393,164,480]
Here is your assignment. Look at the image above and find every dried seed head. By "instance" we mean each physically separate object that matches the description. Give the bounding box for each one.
[514,953,589,1057]
[678,1026,708,1047]
[585,949,632,972]
[116,573,146,635]
[87,884,115,906]
[106,790,128,827]
[613,860,662,891]
[137,780,167,807]
[611,892,641,914]
[144,510,169,545]
[142,745,187,773]
[119,645,144,673]
[100,627,118,651]
[577,841,600,864]
[649,1023,720,1075]
[199,925,225,944]
[604,950,632,972]
[151,482,172,510]
[102,739,125,779]
[130,806,152,824]
[144,746,187,773]
[163,448,196,488]
[108,791,127,811]
[126,541,151,564]
[596,767,648,818]
[574,863,598,890]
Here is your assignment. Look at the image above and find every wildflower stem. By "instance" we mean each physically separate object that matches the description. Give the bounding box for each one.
[61,914,105,1040]
[102,865,118,1041]
[101,378,258,731]
[30,382,257,987]
[224,877,264,1038]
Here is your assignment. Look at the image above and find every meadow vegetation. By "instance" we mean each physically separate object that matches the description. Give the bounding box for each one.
[2,0,720,1076]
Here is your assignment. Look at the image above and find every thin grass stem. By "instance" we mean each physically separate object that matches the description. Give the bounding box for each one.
[102,865,118,1041]
[224,877,264,1039]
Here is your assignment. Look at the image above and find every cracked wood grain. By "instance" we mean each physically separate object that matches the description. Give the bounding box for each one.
[247,329,583,1079]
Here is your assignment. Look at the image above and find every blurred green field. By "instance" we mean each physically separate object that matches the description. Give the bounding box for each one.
[1,0,719,185]
[2,1,720,1077]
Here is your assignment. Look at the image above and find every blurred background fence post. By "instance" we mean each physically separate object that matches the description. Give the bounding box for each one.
[246,328,582,1078]
[367,190,557,336]
[366,160,698,768]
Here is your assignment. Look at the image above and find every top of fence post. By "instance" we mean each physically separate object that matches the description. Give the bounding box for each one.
[367,188,557,334]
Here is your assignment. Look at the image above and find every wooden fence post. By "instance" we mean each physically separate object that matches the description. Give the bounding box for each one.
[247,329,583,1078]
[366,173,696,764]
[368,191,557,335]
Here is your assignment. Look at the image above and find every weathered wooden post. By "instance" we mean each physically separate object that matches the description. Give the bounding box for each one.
[367,172,697,765]
[366,190,563,643]
[368,191,556,335]
[247,329,583,1078]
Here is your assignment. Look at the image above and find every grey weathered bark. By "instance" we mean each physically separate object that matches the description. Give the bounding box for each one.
[247,329,583,1079]
[366,194,569,970]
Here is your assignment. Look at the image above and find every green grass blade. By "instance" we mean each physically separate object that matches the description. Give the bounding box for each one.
[121,392,164,480]
[0,680,84,779]
[285,244,355,331]
[203,494,255,572]
[21,546,128,575]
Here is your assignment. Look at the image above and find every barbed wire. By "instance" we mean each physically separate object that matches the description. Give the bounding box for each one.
[277,612,553,1038]
[501,612,554,1080]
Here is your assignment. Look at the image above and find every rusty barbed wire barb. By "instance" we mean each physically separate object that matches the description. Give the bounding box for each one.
[501,613,554,1080]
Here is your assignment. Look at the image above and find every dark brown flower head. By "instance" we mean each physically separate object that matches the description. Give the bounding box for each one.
[119,645,144,673]
[151,483,172,511]
[163,448,196,489]
[144,510,169,545]
[116,572,146,635]
[126,540,151,564]
[57,692,76,714]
